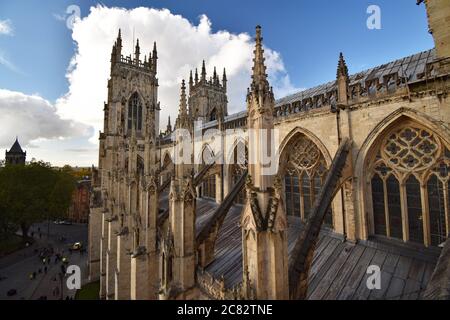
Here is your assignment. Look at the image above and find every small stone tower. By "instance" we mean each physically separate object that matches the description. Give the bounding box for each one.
[162,79,197,299]
[241,26,289,300]
[188,61,228,123]
[336,52,349,106]
[420,0,450,58]
[5,137,26,165]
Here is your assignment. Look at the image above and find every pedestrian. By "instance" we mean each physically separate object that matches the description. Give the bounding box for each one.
[33,272,36,279]
[44,266,47,274]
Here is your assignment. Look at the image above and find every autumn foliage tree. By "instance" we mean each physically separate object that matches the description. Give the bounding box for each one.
[0,161,76,240]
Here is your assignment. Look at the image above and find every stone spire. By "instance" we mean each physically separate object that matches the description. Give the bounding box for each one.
[213,66,217,85]
[201,60,207,81]
[195,68,199,84]
[175,80,191,131]
[166,115,172,133]
[222,68,227,91]
[251,25,269,91]
[189,70,194,90]
[336,52,349,105]
[116,29,122,50]
[247,25,274,114]
[152,42,158,73]
[135,39,140,64]
[179,80,187,116]
[337,52,349,79]
[111,29,122,68]
[116,29,122,59]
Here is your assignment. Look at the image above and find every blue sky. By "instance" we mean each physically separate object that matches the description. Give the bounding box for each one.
[0,1,435,166]
[0,0,433,101]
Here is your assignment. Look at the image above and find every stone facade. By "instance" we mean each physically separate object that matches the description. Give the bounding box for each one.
[89,0,450,300]
[67,180,91,223]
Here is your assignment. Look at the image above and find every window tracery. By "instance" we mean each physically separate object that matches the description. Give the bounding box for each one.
[369,122,449,247]
[282,134,332,226]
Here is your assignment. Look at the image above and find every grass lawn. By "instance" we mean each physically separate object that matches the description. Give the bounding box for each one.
[75,281,100,300]
[0,234,28,257]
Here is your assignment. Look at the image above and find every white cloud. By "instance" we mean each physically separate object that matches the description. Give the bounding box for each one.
[0,19,13,35]
[56,5,300,144]
[0,89,91,149]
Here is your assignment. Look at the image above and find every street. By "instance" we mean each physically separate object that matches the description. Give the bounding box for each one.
[0,222,88,300]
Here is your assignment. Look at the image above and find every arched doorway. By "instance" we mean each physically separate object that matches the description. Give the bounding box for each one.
[367,121,449,247]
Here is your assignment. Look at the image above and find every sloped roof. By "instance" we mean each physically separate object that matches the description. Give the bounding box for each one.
[275,49,436,107]
[158,49,438,138]
[8,138,25,154]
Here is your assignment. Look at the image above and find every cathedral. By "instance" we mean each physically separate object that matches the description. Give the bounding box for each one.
[88,0,450,300]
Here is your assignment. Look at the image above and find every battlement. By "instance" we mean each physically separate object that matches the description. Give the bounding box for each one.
[110,29,158,75]
[189,61,227,94]
[115,54,153,73]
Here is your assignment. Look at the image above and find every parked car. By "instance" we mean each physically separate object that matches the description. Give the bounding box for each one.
[70,242,83,251]
[60,220,72,225]
[7,289,17,296]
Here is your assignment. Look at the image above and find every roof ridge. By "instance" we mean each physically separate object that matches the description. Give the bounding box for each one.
[275,48,436,106]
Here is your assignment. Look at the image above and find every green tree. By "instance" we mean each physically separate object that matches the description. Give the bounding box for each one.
[49,171,77,221]
[0,161,76,240]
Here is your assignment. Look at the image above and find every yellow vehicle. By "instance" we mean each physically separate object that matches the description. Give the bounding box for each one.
[71,242,82,250]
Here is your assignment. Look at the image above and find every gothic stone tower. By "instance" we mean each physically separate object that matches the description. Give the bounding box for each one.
[420,0,450,59]
[93,30,160,300]
[241,26,289,300]
[188,61,228,124]
[5,137,26,165]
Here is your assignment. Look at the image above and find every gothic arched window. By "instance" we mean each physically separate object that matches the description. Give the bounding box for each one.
[128,92,143,132]
[369,123,449,247]
[282,134,332,227]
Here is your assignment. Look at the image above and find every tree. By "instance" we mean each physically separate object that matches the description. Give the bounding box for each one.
[49,171,77,221]
[61,165,92,180]
[0,161,76,240]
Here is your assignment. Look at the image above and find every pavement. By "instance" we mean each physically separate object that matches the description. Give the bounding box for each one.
[0,222,88,300]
